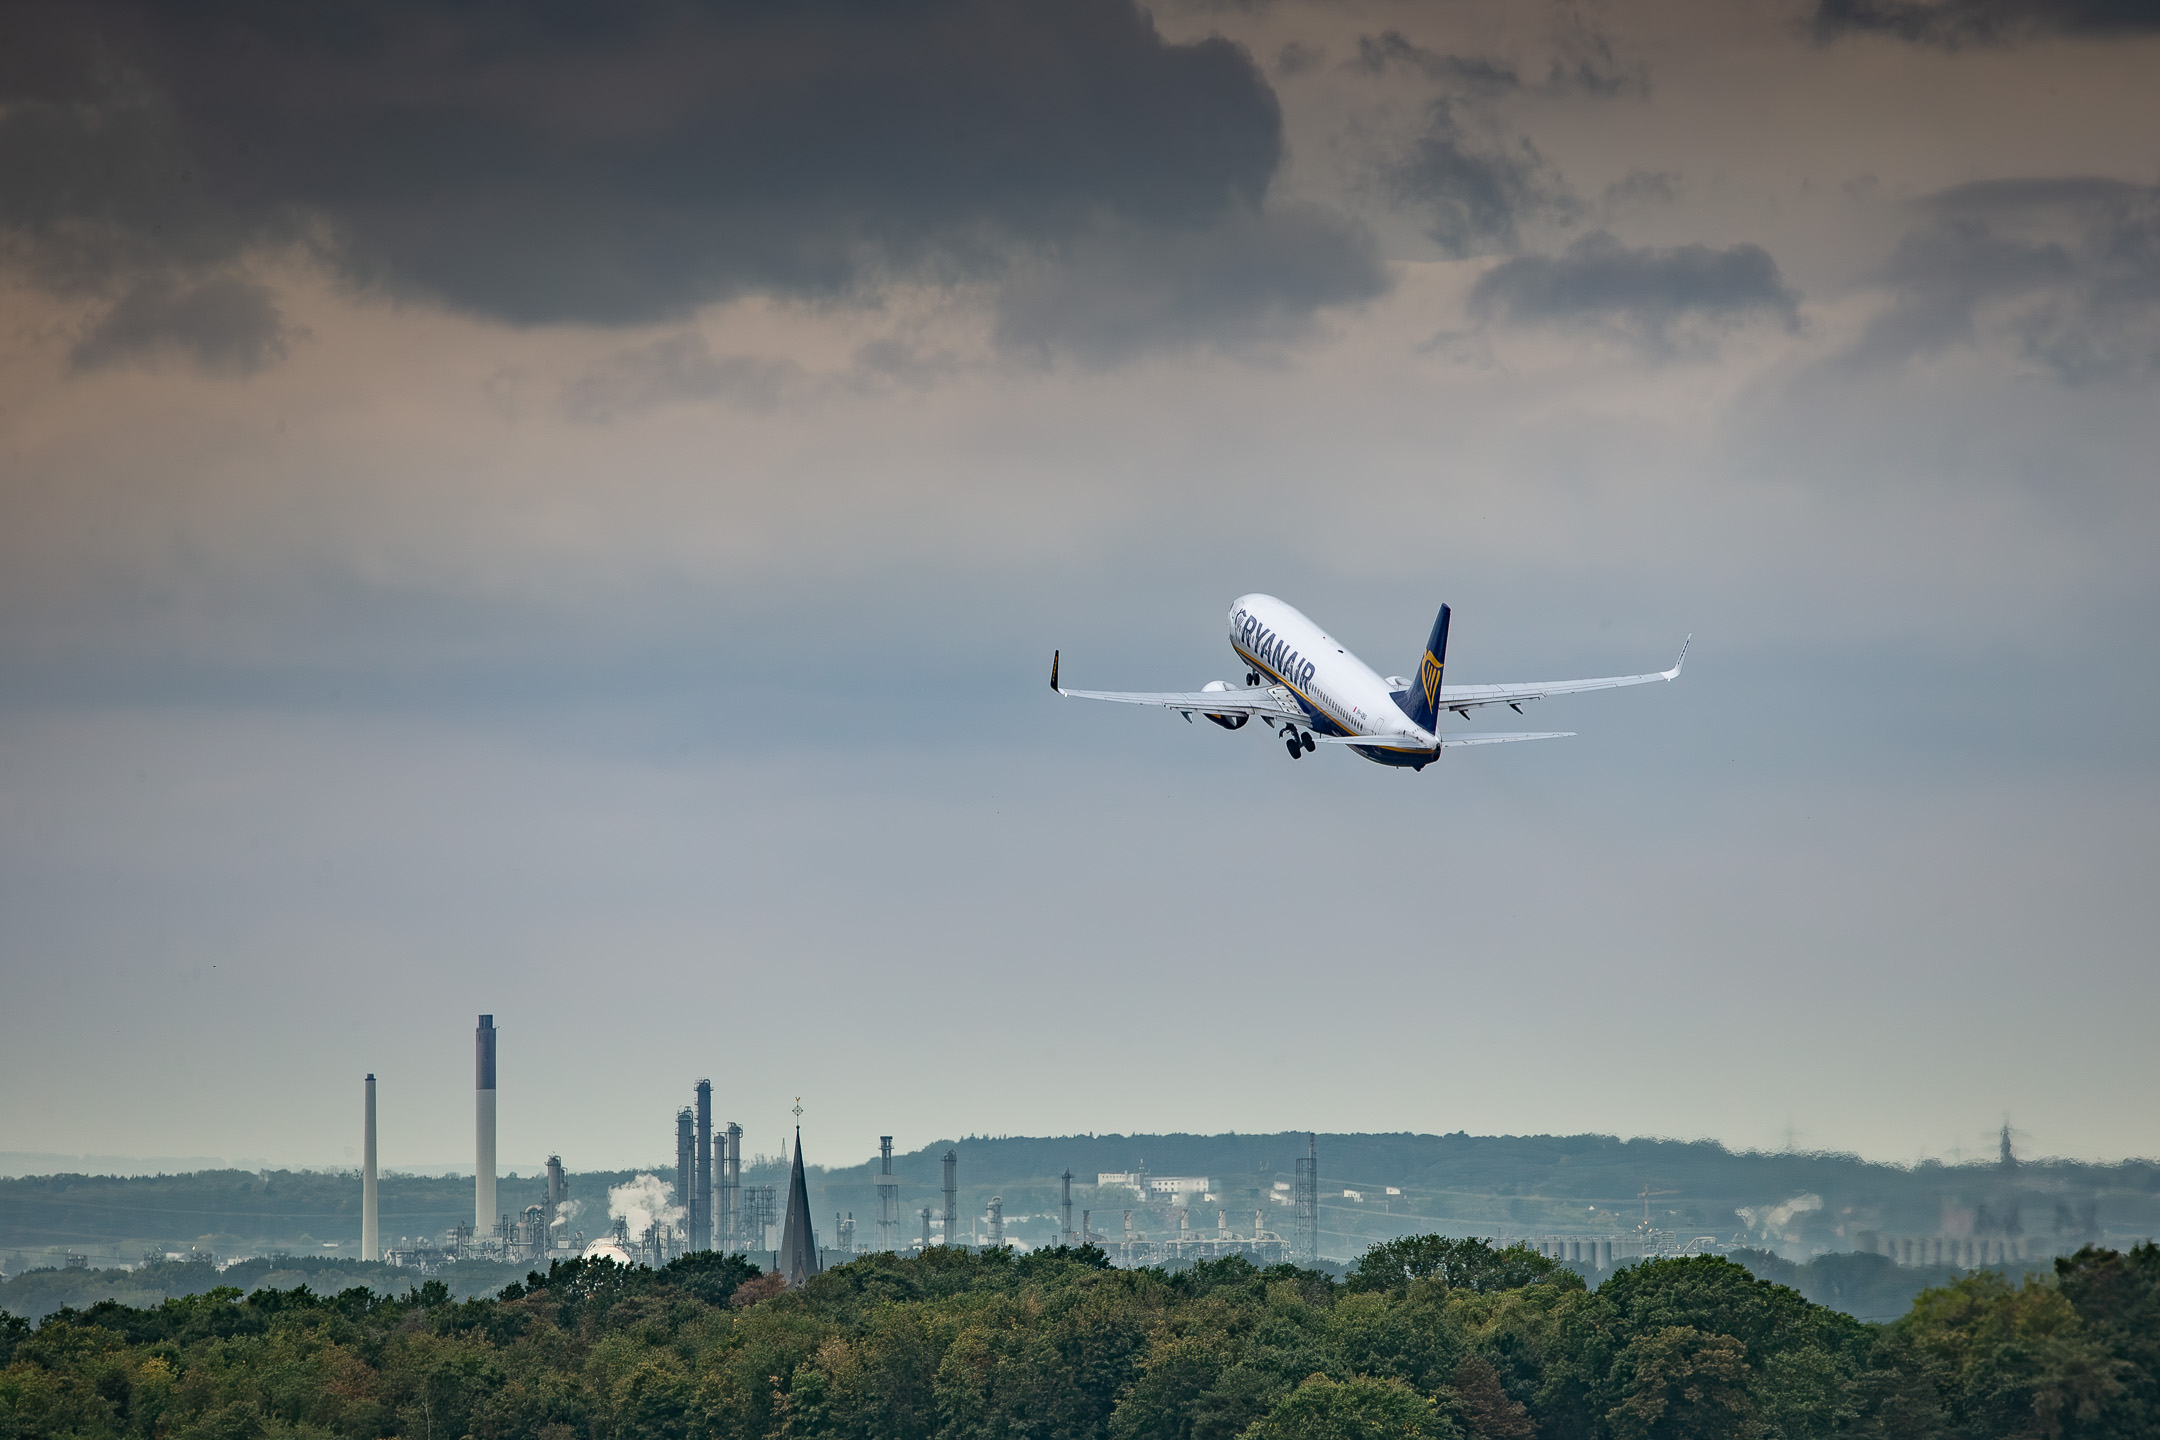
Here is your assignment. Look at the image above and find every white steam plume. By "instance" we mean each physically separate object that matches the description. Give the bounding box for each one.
[608,1173,684,1236]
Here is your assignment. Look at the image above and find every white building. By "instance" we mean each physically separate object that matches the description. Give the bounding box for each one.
[1148,1176,1212,1202]
[1096,1173,1214,1203]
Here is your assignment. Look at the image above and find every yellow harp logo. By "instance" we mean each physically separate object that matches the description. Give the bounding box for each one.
[1420,651,1445,708]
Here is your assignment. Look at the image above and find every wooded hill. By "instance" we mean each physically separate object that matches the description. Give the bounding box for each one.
[4,1236,2157,1440]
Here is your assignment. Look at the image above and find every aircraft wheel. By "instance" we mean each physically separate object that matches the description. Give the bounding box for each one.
[1285,737,1302,759]
[1301,732,1316,753]
[1246,672,1260,686]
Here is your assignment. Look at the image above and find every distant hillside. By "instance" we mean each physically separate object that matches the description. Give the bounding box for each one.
[6,1132,2155,1269]
[0,1255,529,1324]
[833,1132,2160,1261]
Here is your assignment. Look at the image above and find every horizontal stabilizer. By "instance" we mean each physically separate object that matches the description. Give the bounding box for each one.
[1438,731,1575,747]
[1306,733,1428,749]
[1306,730,1575,750]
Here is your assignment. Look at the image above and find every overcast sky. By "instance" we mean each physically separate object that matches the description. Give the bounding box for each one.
[2,0,2156,1176]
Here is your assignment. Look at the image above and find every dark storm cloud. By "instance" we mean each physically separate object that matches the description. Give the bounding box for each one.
[1814,0,2160,43]
[1468,231,1799,354]
[992,203,1387,363]
[70,276,295,375]
[0,0,1373,359]
[1854,179,2160,381]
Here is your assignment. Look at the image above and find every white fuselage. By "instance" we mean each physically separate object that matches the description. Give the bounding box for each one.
[1227,594,1432,752]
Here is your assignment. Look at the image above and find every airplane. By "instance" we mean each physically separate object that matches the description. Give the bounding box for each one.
[1051,593,1687,770]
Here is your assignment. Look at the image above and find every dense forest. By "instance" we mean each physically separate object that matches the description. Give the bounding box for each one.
[4,1235,2155,1440]
[0,1245,1972,1329]
[0,1260,532,1328]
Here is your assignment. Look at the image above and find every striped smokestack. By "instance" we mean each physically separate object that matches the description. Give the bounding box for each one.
[361,1074,379,1262]
[476,1015,496,1234]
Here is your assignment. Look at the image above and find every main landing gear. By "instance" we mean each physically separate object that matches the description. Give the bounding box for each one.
[1284,729,1316,759]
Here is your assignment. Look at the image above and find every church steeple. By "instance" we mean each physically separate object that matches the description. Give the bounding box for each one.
[778,1105,821,1288]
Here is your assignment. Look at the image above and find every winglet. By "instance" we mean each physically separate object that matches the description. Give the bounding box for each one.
[1050,649,1061,694]
[1662,635,1691,681]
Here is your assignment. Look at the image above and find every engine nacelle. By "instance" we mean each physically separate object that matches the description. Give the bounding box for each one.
[1198,680,1248,729]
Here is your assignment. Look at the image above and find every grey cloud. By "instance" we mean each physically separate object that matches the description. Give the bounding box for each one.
[1544,1,1651,98]
[1814,0,2160,43]
[993,203,1387,364]
[1352,32,1522,93]
[559,335,803,423]
[849,337,960,391]
[3,0,1309,348]
[1386,102,1573,258]
[1854,179,2160,381]
[1275,41,1326,77]
[1469,231,1799,354]
[1601,169,1685,215]
[1357,12,1634,259]
[1349,13,1642,99]
[70,275,293,375]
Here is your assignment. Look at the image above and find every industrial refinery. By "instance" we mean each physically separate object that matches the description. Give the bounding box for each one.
[353,1015,1308,1281]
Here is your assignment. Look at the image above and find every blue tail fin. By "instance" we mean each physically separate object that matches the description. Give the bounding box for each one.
[1395,604,1450,731]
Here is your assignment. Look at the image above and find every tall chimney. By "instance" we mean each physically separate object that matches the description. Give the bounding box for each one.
[361,1074,379,1262]
[1060,1169,1074,1245]
[941,1148,958,1249]
[475,1015,497,1234]
[694,1080,713,1252]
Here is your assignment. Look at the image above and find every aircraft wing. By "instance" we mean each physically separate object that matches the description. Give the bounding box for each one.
[1420,636,1690,716]
[1308,731,1575,750]
[1051,652,1310,721]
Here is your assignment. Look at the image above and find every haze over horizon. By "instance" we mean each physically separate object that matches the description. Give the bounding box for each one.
[2,0,2156,1174]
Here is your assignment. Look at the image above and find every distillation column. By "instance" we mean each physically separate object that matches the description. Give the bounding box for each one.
[723,1122,743,1251]
[675,1106,693,1243]
[694,1080,713,1252]
[545,1154,567,1257]
[876,1136,899,1252]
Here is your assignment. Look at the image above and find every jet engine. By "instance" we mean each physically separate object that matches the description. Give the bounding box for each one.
[1198,679,1249,730]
